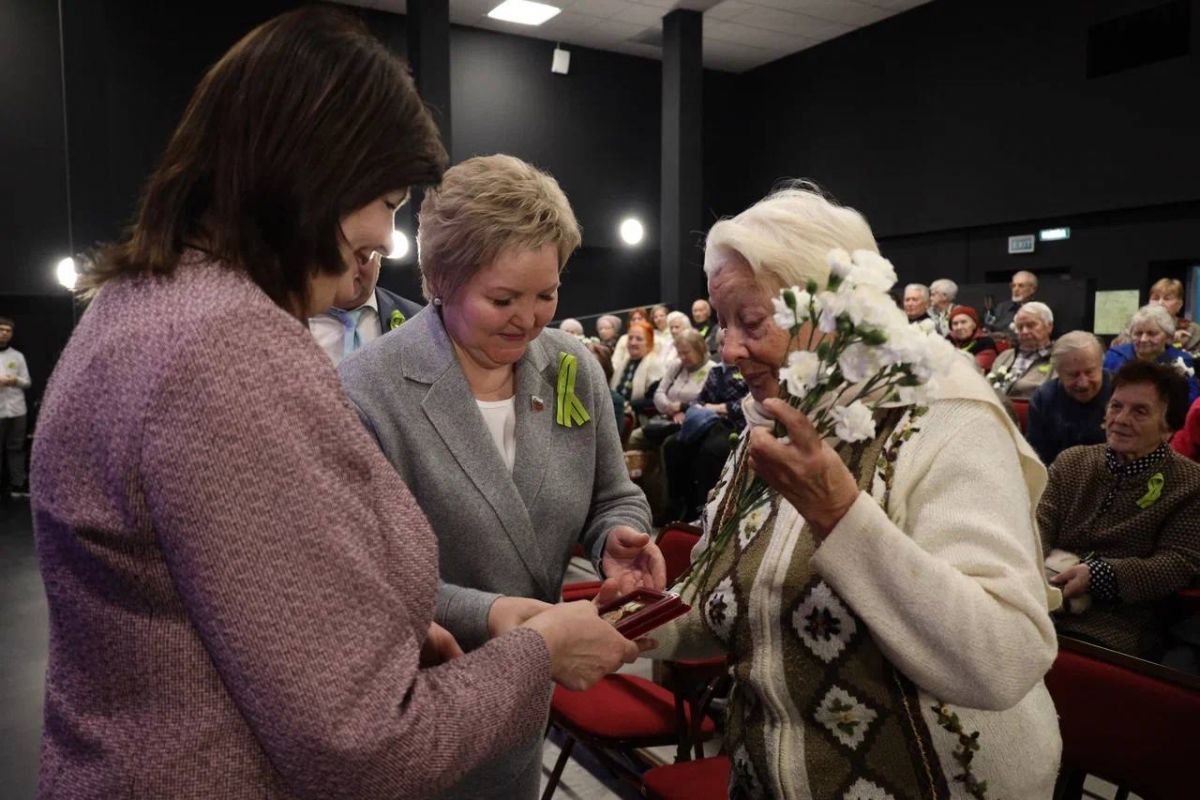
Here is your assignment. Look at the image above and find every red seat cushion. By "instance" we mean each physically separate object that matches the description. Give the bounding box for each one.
[552,674,715,741]
[657,526,701,585]
[643,755,730,800]
[1011,399,1029,433]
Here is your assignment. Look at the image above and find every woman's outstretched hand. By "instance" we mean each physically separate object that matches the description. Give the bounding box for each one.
[747,398,860,540]
[522,601,643,691]
[602,527,667,592]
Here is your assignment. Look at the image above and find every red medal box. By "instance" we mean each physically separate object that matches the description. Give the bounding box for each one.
[597,589,690,639]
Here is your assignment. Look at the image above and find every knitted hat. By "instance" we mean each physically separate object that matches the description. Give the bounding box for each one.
[949,305,979,327]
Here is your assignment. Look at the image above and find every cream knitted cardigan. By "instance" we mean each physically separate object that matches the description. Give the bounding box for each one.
[650,358,1063,799]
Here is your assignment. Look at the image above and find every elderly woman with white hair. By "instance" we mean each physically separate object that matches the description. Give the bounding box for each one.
[595,313,621,349]
[647,186,1060,799]
[658,309,694,366]
[1104,304,1199,403]
[986,301,1057,399]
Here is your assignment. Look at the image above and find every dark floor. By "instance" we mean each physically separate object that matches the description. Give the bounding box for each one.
[1,495,45,800]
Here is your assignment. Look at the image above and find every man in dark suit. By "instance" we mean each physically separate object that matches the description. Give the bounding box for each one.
[987,270,1038,336]
[309,250,424,364]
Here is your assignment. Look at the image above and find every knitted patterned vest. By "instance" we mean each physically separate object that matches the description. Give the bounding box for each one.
[694,407,982,800]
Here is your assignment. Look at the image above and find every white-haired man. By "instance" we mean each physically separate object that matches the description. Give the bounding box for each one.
[902,283,931,324]
[929,278,958,336]
[987,302,1056,399]
[987,270,1038,335]
[1027,332,1111,464]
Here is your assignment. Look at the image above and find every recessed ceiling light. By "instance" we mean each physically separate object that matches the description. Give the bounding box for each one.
[487,0,562,26]
[389,230,410,260]
[55,257,77,290]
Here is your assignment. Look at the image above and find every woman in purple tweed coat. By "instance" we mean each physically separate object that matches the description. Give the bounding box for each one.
[30,9,639,800]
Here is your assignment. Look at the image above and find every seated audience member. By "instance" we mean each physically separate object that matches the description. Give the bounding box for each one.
[1027,332,1111,464]
[308,243,423,365]
[946,305,998,372]
[660,330,748,523]
[987,269,1038,335]
[1104,304,1199,404]
[585,340,627,441]
[691,298,718,354]
[1172,396,1200,461]
[652,330,715,423]
[902,282,931,324]
[612,307,649,364]
[650,303,670,341]
[929,278,957,335]
[595,314,621,349]
[1113,278,1200,354]
[1039,360,1200,659]
[987,301,1056,399]
[611,319,664,418]
[660,310,693,367]
[558,317,584,337]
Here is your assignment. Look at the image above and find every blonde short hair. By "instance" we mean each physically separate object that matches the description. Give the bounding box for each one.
[1150,278,1184,301]
[677,329,708,362]
[704,183,877,292]
[417,154,582,301]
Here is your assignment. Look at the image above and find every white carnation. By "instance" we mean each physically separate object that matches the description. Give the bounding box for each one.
[780,350,825,397]
[837,342,880,384]
[772,294,796,330]
[1173,356,1195,377]
[826,248,853,279]
[845,250,898,292]
[831,401,876,443]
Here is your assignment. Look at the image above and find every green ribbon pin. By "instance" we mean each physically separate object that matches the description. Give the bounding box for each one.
[1136,472,1164,509]
[555,352,591,428]
[389,310,406,330]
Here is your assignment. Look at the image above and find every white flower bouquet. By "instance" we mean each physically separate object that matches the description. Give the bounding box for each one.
[679,248,956,594]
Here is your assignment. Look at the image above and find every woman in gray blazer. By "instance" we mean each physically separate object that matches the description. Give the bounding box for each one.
[339,154,663,800]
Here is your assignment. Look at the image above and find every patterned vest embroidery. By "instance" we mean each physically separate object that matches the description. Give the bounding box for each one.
[694,407,979,800]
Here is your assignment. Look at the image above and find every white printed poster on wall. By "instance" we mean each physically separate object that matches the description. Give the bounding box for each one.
[1093,290,1141,335]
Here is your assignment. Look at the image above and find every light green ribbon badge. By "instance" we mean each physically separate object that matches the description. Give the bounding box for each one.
[389,310,406,330]
[1136,472,1164,509]
[555,352,591,428]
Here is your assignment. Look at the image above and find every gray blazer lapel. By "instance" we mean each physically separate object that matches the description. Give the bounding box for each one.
[410,311,554,596]
[512,339,557,515]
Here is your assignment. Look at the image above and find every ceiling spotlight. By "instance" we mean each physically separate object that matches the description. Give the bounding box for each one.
[619,218,644,246]
[389,230,410,260]
[55,256,77,290]
[488,0,562,26]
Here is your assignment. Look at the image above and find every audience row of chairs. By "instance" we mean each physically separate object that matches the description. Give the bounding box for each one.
[549,524,1198,800]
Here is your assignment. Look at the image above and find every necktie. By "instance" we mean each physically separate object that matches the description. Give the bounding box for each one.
[328,307,365,359]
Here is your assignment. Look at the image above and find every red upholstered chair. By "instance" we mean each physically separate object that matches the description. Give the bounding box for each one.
[542,675,717,800]
[1010,398,1030,433]
[642,754,730,800]
[541,524,722,800]
[1045,637,1200,800]
[560,580,601,602]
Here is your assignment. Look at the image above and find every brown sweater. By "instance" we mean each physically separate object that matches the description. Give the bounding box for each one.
[1037,443,1200,656]
[31,256,552,799]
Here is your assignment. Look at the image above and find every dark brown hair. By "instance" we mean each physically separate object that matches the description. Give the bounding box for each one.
[1112,360,1191,431]
[0,317,13,329]
[82,6,447,313]
[586,341,614,382]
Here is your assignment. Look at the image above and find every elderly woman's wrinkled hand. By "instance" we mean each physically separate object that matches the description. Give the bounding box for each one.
[748,398,861,540]
[602,527,667,592]
[1050,562,1092,599]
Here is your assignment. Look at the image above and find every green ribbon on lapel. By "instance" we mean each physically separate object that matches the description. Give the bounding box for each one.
[556,352,591,428]
[1136,472,1165,509]
[389,309,406,330]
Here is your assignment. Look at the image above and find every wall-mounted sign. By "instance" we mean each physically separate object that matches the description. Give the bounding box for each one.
[1008,234,1036,254]
[1094,290,1140,335]
[1039,227,1070,241]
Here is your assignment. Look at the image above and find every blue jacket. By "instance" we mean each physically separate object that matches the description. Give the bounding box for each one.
[1103,343,1199,404]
